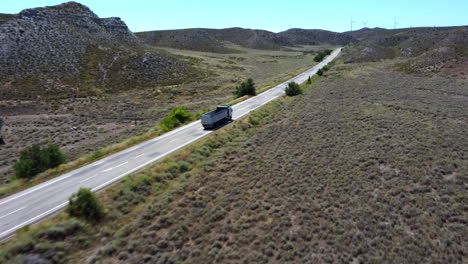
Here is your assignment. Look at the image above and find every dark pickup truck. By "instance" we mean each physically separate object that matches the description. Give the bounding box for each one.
[201,106,233,129]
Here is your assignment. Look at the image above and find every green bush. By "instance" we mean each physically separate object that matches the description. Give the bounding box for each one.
[307,76,312,84]
[66,188,105,222]
[314,53,325,62]
[235,78,256,98]
[313,49,333,62]
[317,69,324,76]
[285,82,302,96]
[13,144,66,179]
[159,106,193,133]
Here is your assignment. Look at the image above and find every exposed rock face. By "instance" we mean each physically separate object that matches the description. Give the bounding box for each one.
[0,2,189,99]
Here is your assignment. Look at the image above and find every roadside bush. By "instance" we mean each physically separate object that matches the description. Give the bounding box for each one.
[66,188,105,222]
[307,76,312,84]
[314,53,325,62]
[13,144,66,179]
[235,78,256,98]
[313,49,333,62]
[285,82,302,96]
[317,69,324,76]
[159,107,193,133]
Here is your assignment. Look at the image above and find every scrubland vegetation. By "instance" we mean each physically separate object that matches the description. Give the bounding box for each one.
[0,44,330,198]
[2,55,466,262]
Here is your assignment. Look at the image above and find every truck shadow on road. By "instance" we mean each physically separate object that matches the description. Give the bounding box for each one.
[203,120,234,131]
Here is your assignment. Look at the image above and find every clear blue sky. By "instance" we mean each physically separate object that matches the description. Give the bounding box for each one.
[2,0,468,33]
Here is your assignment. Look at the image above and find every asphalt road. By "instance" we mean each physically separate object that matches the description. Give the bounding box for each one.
[0,48,342,240]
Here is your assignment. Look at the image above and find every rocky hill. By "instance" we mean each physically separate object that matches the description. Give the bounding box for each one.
[137,27,354,53]
[0,2,191,100]
[137,27,289,52]
[136,28,237,53]
[343,26,468,68]
[277,28,355,46]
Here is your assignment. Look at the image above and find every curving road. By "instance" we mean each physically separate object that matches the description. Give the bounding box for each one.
[0,48,342,240]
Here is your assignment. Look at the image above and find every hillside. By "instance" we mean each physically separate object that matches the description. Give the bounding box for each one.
[137,27,288,52]
[277,28,355,45]
[0,1,192,99]
[137,27,353,53]
[343,26,468,75]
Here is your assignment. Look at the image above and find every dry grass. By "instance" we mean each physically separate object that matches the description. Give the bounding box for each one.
[4,58,466,263]
[0,44,328,197]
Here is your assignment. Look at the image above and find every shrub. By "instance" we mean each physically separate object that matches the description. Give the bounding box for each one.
[13,144,66,179]
[159,107,193,133]
[317,69,324,76]
[235,78,256,98]
[313,49,333,62]
[307,76,312,84]
[285,82,302,96]
[66,188,105,222]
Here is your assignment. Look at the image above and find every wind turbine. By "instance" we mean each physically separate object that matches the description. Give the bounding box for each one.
[350,17,356,31]
[362,20,368,28]
[393,17,399,29]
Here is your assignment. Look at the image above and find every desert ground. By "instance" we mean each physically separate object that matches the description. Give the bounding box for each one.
[2,52,466,263]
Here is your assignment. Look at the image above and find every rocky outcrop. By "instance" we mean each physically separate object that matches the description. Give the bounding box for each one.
[0,2,189,99]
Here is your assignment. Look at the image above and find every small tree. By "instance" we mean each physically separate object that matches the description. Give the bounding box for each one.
[285,82,302,96]
[235,78,256,98]
[66,188,104,222]
[317,69,324,76]
[44,144,66,168]
[172,106,192,123]
[13,144,65,179]
[159,106,193,132]
[307,76,312,84]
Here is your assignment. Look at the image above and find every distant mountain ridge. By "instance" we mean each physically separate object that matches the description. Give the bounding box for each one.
[136,27,355,52]
[1,1,468,99]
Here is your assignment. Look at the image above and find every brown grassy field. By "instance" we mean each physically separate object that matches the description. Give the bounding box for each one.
[2,54,466,263]
[0,44,330,187]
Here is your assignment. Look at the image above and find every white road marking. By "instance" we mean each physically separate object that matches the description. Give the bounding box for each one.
[79,174,98,183]
[168,138,178,143]
[133,154,144,159]
[114,161,128,169]
[101,161,129,172]
[92,132,210,193]
[0,207,26,220]
[0,202,68,239]
[0,175,69,206]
